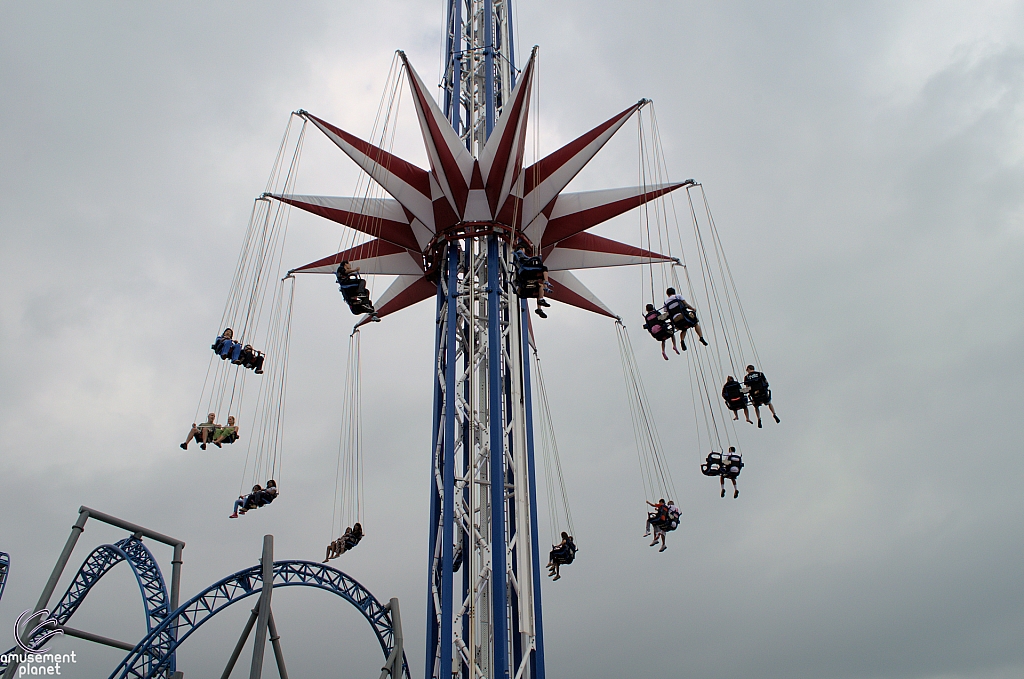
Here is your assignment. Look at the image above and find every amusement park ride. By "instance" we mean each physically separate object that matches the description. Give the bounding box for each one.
[2,0,774,677]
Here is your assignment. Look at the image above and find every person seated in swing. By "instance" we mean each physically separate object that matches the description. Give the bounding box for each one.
[643,304,678,360]
[181,413,218,450]
[249,479,278,509]
[239,346,265,374]
[722,376,752,424]
[335,261,376,315]
[212,328,234,355]
[344,522,363,550]
[744,365,779,428]
[513,250,552,318]
[648,499,680,552]
[721,447,742,498]
[212,416,239,447]
[547,531,576,580]
[664,288,708,349]
[230,484,262,518]
[643,498,667,537]
[323,522,363,562]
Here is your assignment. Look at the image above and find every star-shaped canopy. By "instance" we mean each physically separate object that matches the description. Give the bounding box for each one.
[272,50,682,324]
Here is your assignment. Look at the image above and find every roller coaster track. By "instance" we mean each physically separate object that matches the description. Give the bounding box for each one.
[109,559,410,679]
[0,538,174,678]
[0,552,9,605]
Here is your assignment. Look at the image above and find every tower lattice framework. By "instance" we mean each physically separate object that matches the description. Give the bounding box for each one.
[428,1,542,678]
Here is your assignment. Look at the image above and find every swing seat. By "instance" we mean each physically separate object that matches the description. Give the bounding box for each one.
[649,511,679,531]
[551,548,576,565]
[550,543,577,565]
[665,301,698,329]
[513,255,546,298]
[339,275,366,298]
[725,396,748,411]
[643,312,674,341]
[701,463,722,477]
[702,451,724,476]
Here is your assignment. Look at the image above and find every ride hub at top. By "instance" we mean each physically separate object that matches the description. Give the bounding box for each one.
[262,1,690,679]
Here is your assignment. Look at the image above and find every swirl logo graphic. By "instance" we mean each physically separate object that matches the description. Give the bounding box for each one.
[14,609,63,654]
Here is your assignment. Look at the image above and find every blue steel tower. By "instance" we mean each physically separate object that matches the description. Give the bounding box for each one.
[428,2,544,678]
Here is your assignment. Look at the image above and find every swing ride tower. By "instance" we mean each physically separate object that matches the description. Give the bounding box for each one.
[428,3,539,678]
[270,0,689,675]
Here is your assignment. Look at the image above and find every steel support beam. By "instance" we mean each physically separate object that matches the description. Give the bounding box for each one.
[487,236,509,679]
[59,625,136,652]
[267,609,289,679]
[249,535,274,679]
[221,608,259,679]
[520,301,545,679]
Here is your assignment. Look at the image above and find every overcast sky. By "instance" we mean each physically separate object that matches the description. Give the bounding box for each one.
[2,1,1023,678]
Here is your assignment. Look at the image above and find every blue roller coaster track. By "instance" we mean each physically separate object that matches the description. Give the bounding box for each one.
[109,559,409,679]
[1,538,174,678]
[0,552,9,605]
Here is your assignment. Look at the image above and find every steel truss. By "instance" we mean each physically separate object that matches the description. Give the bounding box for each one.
[0,552,8,605]
[110,559,410,679]
[428,3,543,679]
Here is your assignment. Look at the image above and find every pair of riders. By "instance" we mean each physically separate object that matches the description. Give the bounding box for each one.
[701,447,743,498]
[324,523,364,562]
[335,261,377,317]
[513,250,552,318]
[643,288,708,359]
[181,413,239,450]
[547,532,577,580]
[722,365,780,428]
[229,479,278,518]
[212,328,265,374]
[644,499,681,552]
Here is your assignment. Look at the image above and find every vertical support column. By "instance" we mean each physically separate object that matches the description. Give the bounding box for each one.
[520,301,546,679]
[170,542,184,613]
[35,509,89,613]
[440,243,461,679]
[454,0,464,138]
[483,0,496,136]
[487,236,509,679]
[424,278,446,679]
[249,535,274,679]
[387,602,403,679]
[267,610,289,679]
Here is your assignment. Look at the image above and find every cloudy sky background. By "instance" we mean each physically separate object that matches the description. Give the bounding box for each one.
[2,1,1024,677]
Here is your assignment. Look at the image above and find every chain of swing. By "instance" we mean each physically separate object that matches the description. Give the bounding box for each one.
[630,103,768,461]
[186,113,308,508]
[531,349,575,546]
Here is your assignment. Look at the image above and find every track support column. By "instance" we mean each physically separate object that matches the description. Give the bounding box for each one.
[249,535,274,679]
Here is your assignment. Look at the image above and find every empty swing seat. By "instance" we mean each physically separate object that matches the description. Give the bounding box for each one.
[701,451,724,477]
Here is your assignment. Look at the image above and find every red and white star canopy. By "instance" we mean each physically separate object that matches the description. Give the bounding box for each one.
[272,50,682,324]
